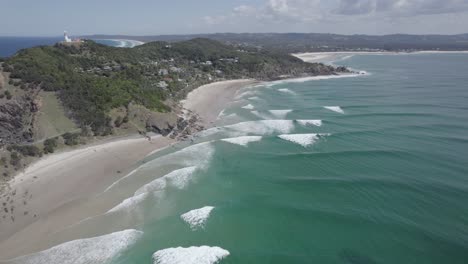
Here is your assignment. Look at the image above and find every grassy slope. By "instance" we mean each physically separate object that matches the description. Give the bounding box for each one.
[33,91,78,141]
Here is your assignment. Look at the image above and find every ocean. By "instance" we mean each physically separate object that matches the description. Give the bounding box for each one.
[3,50,468,263]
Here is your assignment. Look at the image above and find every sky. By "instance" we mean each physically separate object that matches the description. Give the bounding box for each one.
[1,0,468,36]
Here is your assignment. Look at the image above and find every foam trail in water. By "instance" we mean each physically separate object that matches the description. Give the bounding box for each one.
[278,88,296,95]
[269,110,293,118]
[221,136,262,147]
[296,120,322,127]
[153,246,230,264]
[241,104,254,110]
[165,166,199,189]
[180,206,215,230]
[235,91,256,99]
[134,166,198,196]
[225,120,295,136]
[278,133,329,147]
[7,230,143,264]
[324,106,345,114]
[217,110,226,119]
[251,110,270,120]
[248,96,261,101]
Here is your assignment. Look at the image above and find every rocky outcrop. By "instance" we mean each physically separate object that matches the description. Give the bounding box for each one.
[0,99,31,146]
[145,112,178,136]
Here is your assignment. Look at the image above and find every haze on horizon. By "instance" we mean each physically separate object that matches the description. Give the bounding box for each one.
[1,0,468,36]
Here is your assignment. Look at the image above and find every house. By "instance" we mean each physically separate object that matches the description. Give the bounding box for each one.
[158,69,169,76]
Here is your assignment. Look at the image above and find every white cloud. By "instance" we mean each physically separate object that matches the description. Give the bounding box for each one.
[200,0,468,34]
[335,0,468,16]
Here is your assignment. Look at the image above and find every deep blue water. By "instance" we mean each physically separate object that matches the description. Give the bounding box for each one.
[0,37,63,57]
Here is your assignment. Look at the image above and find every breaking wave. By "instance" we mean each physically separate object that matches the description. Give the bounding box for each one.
[241,104,255,110]
[324,106,345,114]
[278,133,330,147]
[6,230,143,264]
[267,73,366,87]
[153,246,230,264]
[221,136,262,146]
[296,120,322,127]
[225,120,295,136]
[278,88,296,95]
[107,193,149,214]
[180,206,215,230]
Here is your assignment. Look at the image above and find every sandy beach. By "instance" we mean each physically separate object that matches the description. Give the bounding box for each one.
[182,79,257,128]
[293,50,468,63]
[0,79,254,259]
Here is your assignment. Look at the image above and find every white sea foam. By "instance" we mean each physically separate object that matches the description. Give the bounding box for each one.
[217,110,226,119]
[296,120,322,127]
[278,88,296,95]
[134,178,167,196]
[105,143,213,194]
[248,96,261,100]
[221,136,262,146]
[241,104,255,110]
[223,113,238,119]
[107,193,148,213]
[165,166,199,189]
[269,110,293,118]
[278,133,329,147]
[180,206,215,230]
[108,166,198,214]
[268,73,365,87]
[324,106,345,114]
[225,120,295,135]
[8,230,143,264]
[153,246,230,264]
[235,91,256,99]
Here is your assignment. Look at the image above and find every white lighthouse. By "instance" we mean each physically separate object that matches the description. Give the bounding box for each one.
[64,31,72,43]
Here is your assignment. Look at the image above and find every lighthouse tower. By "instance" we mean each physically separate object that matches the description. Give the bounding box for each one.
[64,31,72,43]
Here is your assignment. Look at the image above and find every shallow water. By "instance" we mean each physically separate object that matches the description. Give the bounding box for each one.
[13,53,468,264]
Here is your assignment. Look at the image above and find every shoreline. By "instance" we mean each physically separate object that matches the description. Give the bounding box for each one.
[0,78,258,259]
[293,50,468,63]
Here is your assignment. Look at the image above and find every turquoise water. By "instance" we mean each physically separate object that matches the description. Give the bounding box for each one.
[109,54,468,263]
[14,54,468,264]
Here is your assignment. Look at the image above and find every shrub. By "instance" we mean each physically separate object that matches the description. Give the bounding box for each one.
[4,91,12,100]
[9,152,21,167]
[43,138,58,154]
[62,132,80,146]
[9,145,42,157]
